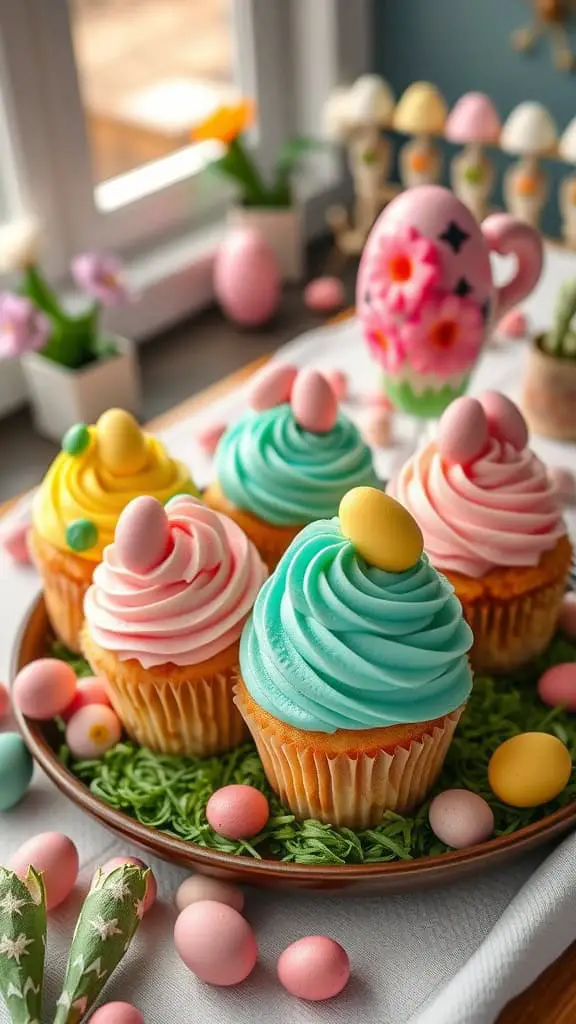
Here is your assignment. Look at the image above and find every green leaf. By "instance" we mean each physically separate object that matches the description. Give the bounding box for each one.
[21,265,66,322]
[0,866,46,1024]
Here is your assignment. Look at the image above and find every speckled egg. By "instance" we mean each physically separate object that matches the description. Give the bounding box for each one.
[214,228,281,327]
[66,704,122,759]
[277,936,350,1001]
[13,658,77,720]
[0,682,10,720]
[437,397,488,465]
[559,593,576,640]
[61,676,111,722]
[98,857,157,912]
[488,732,572,807]
[96,409,147,476]
[206,784,269,840]
[10,832,79,910]
[339,488,423,572]
[174,900,258,986]
[428,789,495,848]
[537,664,576,712]
[0,733,33,811]
[175,875,244,914]
[89,1003,144,1024]
[291,369,338,433]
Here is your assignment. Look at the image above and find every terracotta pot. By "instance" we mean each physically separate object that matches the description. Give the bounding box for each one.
[522,335,576,441]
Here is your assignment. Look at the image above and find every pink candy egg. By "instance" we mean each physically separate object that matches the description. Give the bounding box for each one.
[10,832,79,910]
[214,228,281,327]
[13,658,77,720]
[548,467,576,505]
[61,676,111,722]
[1,521,32,564]
[195,420,227,454]
[324,369,348,401]
[478,391,528,450]
[206,784,269,840]
[89,1003,144,1024]
[174,900,258,986]
[66,704,122,759]
[291,369,338,433]
[249,362,298,411]
[437,397,488,465]
[428,789,495,849]
[277,936,350,1001]
[358,408,392,448]
[0,682,10,720]
[115,496,171,574]
[559,593,576,639]
[175,875,244,914]
[303,276,345,314]
[537,663,576,712]
[497,308,527,339]
[97,856,157,912]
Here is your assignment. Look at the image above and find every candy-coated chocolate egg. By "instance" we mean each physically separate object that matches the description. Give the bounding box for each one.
[291,369,338,433]
[303,276,345,314]
[206,784,269,840]
[175,875,244,914]
[10,832,79,910]
[66,704,122,759]
[559,593,576,640]
[1,521,32,564]
[214,228,281,327]
[13,658,77,720]
[325,369,348,400]
[89,1003,144,1024]
[339,488,423,572]
[174,900,258,986]
[249,362,298,411]
[537,663,576,712]
[358,408,393,449]
[548,467,576,505]
[437,397,488,465]
[428,789,494,849]
[66,518,98,553]
[0,733,33,811]
[115,496,171,574]
[98,857,157,913]
[478,392,528,450]
[62,422,90,456]
[61,676,111,722]
[277,936,350,1001]
[195,420,227,454]
[488,732,572,807]
[0,682,10,720]
[96,409,148,476]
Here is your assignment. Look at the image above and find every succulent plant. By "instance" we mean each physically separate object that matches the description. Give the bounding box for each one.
[543,278,576,359]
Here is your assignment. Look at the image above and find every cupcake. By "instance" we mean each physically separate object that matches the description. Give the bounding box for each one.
[30,408,196,653]
[235,487,473,828]
[388,393,571,673]
[82,493,267,756]
[204,363,378,570]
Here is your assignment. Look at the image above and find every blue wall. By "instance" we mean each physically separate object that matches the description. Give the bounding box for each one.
[373,0,576,236]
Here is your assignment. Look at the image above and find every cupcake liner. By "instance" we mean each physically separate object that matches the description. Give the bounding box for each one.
[82,628,247,757]
[203,482,302,571]
[29,528,92,653]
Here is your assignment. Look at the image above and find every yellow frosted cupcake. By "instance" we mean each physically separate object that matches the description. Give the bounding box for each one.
[236,488,473,828]
[30,409,196,652]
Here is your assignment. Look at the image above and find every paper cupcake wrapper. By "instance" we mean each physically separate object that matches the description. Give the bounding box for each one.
[29,532,88,653]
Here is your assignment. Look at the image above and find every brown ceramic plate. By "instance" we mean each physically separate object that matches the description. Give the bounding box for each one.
[13,597,576,894]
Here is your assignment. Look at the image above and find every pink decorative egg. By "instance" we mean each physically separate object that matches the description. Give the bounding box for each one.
[537,663,576,712]
[0,682,10,720]
[428,789,495,849]
[195,420,227,454]
[358,408,392,448]
[174,900,258,986]
[175,875,244,914]
[89,1003,144,1024]
[478,392,528,450]
[115,496,171,574]
[1,521,32,564]
[291,369,338,433]
[214,228,281,327]
[98,856,157,912]
[10,832,79,910]
[548,467,576,505]
[206,784,269,840]
[66,704,122,759]
[437,397,488,465]
[249,362,298,411]
[277,936,350,1001]
[303,276,345,313]
[559,593,576,639]
[62,676,111,722]
[324,369,348,401]
[496,308,527,339]
[13,658,77,720]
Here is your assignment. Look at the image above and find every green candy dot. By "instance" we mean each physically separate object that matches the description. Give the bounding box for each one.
[66,518,98,552]
[62,423,90,456]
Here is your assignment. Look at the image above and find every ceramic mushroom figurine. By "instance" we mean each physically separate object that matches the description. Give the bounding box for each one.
[393,82,448,190]
[445,92,501,222]
[500,101,558,229]
[558,117,576,249]
[356,185,544,418]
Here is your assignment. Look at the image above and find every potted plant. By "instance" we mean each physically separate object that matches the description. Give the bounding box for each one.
[522,278,576,440]
[500,101,558,230]
[191,100,322,281]
[0,221,139,441]
[445,92,502,222]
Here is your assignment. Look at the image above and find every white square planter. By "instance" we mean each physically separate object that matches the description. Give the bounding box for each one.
[227,206,304,281]
[21,335,141,442]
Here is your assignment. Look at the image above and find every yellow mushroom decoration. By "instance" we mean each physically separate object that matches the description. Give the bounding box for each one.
[393,82,448,190]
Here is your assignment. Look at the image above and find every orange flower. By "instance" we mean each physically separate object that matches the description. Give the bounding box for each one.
[191,100,255,145]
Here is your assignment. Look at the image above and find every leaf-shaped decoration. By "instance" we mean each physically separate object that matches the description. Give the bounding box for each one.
[53,865,148,1024]
[0,866,46,1024]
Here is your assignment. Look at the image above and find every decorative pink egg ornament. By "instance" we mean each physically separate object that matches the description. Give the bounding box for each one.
[66,704,122,759]
[89,1003,144,1024]
[304,276,345,313]
[249,362,298,411]
[324,369,348,401]
[1,521,32,564]
[10,832,79,910]
[214,228,281,327]
[437,396,488,465]
[496,308,528,339]
[548,466,576,505]
[61,676,111,722]
[559,593,576,639]
[13,658,77,720]
[358,408,393,448]
[115,496,172,574]
[195,419,227,454]
[537,663,576,712]
[0,682,10,720]
[175,875,244,914]
[478,391,528,450]
[206,784,269,840]
[291,369,338,433]
[277,936,350,1001]
[428,789,495,849]
[97,856,157,912]
[174,900,258,986]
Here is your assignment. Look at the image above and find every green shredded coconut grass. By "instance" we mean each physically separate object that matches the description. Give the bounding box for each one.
[53,636,576,865]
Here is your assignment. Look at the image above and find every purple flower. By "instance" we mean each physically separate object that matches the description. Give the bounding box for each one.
[71,252,130,307]
[0,293,50,359]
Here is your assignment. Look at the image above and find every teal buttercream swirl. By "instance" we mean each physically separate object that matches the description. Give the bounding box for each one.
[215,405,377,525]
[240,519,473,732]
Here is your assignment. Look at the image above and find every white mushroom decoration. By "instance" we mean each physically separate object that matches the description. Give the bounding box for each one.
[500,101,558,229]
[558,117,576,248]
[445,92,501,222]
[393,81,448,189]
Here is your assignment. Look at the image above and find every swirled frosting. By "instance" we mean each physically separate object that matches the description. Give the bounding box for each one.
[84,494,268,668]
[240,518,473,731]
[215,405,377,526]
[388,439,566,578]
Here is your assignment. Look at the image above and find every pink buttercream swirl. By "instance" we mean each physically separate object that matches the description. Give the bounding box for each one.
[84,495,268,668]
[389,439,565,578]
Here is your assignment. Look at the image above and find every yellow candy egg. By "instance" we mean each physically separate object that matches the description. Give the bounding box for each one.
[96,409,147,476]
[488,732,572,808]
[339,487,423,572]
